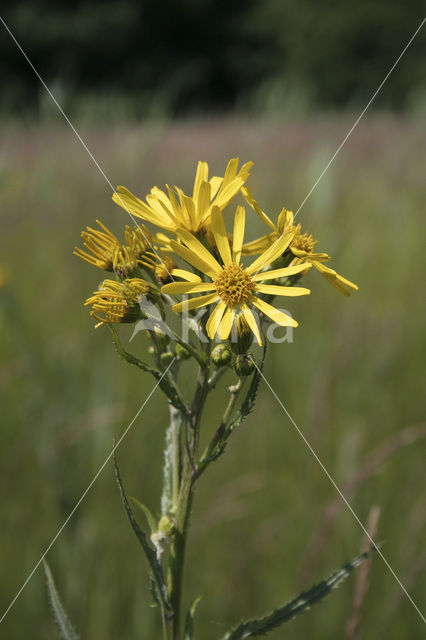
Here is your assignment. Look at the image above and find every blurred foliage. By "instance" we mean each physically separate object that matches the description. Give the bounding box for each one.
[0,117,425,638]
[1,0,425,119]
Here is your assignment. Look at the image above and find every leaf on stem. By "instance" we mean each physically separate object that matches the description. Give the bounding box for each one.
[183,596,202,640]
[108,325,187,413]
[130,496,157,534]
[43,561,79,640]
[113,452,171,617]
[218,547,377,639]
[205,342,267,467]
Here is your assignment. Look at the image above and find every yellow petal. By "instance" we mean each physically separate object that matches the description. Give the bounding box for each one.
[242,234,276,255]
[250,295,298,327]
[214,176,245,209]
[252,264,312,281]
[169,240,218,277]
[206,300,227,339]
[211,206,232,266]
[197,180,212,222]
[113,187,171,229]
[171,268,202,282]
[162,282,215,295]
[218,306,236,340]
[209,176,222,198]
[172,293,219,313]
[193,161,209,201]
[247,228,296,275]
[175,229,222,274]
[240,304,262,345]
[255,284,310,296]
[313,262,358,296]
[222,158,239,186]
[277,208,295,234]
[242,186,276,231]
[232,205,245,264]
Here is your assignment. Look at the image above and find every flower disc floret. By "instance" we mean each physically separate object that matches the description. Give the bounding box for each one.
[214,264,253,306]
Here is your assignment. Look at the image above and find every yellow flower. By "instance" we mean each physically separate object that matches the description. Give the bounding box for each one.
[74,220,139,276]
[112,158,253,235]
[139,248,177,284]
[162,206,311,345]
[124,224,153,258]
[241,188,358,297]
[74,220,121,271]
[84,278,152,328]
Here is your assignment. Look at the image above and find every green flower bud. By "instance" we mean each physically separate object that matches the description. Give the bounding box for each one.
[148,345,155,355]
[234,353,255,377]
[231,315,254,354]
[154,326,170,350]
[160,351,175,366]
[175,342,191,360]
[211,344,232,367]
[158,515,177,537]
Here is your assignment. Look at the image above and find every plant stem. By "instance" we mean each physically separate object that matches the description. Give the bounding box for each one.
[168,414,195,639]
[167,349,210,639]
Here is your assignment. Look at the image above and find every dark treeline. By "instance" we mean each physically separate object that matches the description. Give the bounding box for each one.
[1,0,425,118]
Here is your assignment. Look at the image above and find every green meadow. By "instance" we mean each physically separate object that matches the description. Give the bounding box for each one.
[1,116,425,638]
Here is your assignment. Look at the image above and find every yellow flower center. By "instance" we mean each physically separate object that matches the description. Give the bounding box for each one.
[292,231,315,253]
[214,264,253,306]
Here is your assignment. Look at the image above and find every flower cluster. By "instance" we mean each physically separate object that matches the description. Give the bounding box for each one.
[76,158,357,344]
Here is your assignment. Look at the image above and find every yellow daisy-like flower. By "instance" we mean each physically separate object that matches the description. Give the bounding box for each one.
[241,188,358,297]
[112,158,253,235]
[124,224,153,258]
[162,207,311,345]
[74,220,121,271]
[85,278,151,328]
[74,220,140,277]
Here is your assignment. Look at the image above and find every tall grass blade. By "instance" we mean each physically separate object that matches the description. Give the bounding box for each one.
[43,561,79,640]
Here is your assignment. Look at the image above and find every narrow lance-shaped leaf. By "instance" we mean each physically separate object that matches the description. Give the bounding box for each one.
[223,342,267,441]
[113,452,172,619]
[43,561,79,640]
[219,547,376,639]
[108,325,186,413]
[183,596,202,640]
[199,342,267,472]
[130,496,157,534]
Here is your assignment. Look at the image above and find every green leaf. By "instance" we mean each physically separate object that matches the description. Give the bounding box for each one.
[130,496,157,534]
[43,561,79,640]
[108,325,187,413]
[219,547,376,639]
[183,596,202,640]
[113,452,172,619]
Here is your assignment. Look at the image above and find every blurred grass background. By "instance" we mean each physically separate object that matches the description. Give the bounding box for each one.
[0,115,425,638]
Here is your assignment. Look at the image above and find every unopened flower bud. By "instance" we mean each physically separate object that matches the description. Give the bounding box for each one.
[158,515,177,537]
[231,314,254,354]
[211,344,232,367]
[175,343,191,360]
[154,327,170,350]
[160,351,175,366]
[234,353,255,377]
